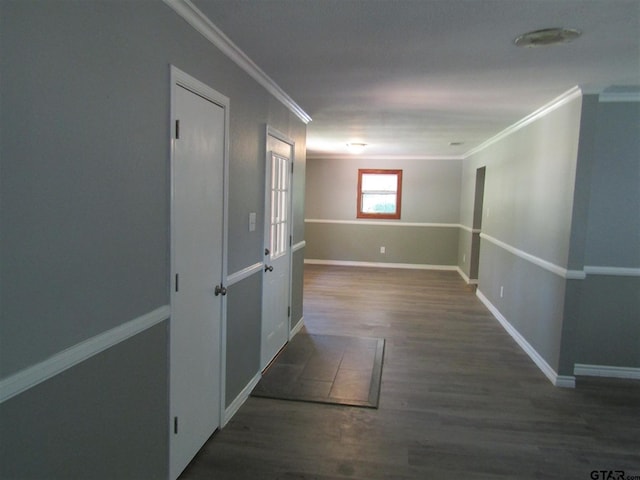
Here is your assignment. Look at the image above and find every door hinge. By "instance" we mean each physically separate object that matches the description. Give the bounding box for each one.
[288,306,291,318]
[174,416,178,434]
[175,273,179,292]
[291,162,294,173]
[175,119,180,139]
[289,235,292,247]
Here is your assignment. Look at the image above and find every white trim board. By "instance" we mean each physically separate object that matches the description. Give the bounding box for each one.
[456,267,478,285]
[163,0,311,124]
[305,219,461,228]
[292,240,306,253]
[305,259,458,272]
[574,364,640,380]
[0,305,171,404]
[290,317,305,339]
[475,290,575,388]
[480,234,640,279]
[227,262,263,286]
[584,266,640,277]
[459,224,481,234]
[480,233,586,280]
[222,372,261,428]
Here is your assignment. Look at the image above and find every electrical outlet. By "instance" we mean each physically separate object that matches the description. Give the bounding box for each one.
[380,246,386,254]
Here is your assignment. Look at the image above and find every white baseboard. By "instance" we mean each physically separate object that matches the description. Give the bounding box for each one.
[304,259,458,271]
[290,317,304,338]
[554,375,577,388]
[574,364,640,380]
[222,317,306,427]
[475,290,575,388]
[227,262,263,286]
[456,267,478,285]
[304,260,474,286]
[222,371,261,427]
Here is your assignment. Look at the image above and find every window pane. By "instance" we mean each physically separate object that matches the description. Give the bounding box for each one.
[361,173,397,192]
[271,155,278,190]
[361,193,397,214]
[357,169,402,219]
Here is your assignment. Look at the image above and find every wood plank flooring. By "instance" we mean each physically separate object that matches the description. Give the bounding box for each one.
[179,265,640,480]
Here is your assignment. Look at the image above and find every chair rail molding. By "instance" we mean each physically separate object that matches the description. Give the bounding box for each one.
[163,0,311,124]
[0,305,170,404]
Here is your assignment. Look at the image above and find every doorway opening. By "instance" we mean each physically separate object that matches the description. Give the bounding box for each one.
[469,166,486,283]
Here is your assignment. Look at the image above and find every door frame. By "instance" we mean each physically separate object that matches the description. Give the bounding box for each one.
[262,126,295,363]
[469,166,486,283]
[169,65,230,477]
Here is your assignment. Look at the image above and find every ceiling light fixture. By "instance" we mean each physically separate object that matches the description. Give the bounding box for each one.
[514,28,582,47]
[347,143,367,154]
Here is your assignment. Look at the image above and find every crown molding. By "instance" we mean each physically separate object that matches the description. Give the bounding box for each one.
[463,86,583,159]
[163,0,312,124]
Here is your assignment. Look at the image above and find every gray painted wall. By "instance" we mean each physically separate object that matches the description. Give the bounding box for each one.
[0,321,169,480]
[461,93,583,373]
[1,1,171,377]
[305,222,459,266]
[291,248,305,330]
[305,157,461,265]
[478,241,567,371]
[461,97,582,268]
[560,98,640,371]
[584,102,640,268]
[226,274,262,407]
[457,229,474,279]
[0,2,306,478]
[575,275,639,367]
[460,92,639,376]
[306,157,462,222]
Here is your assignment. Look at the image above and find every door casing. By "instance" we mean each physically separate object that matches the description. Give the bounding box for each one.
[169,65,229,480]
[261,126,295,370]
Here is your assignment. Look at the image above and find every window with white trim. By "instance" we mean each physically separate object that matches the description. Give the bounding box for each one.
[357,169,403,220]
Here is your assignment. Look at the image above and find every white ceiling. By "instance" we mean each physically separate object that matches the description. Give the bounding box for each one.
[193,0,640,159]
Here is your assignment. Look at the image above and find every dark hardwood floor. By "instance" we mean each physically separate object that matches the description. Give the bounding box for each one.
[179,265,640,479]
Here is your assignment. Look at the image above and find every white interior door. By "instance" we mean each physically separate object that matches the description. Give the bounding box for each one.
[261,148,292,370]
[170,73,227,480]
